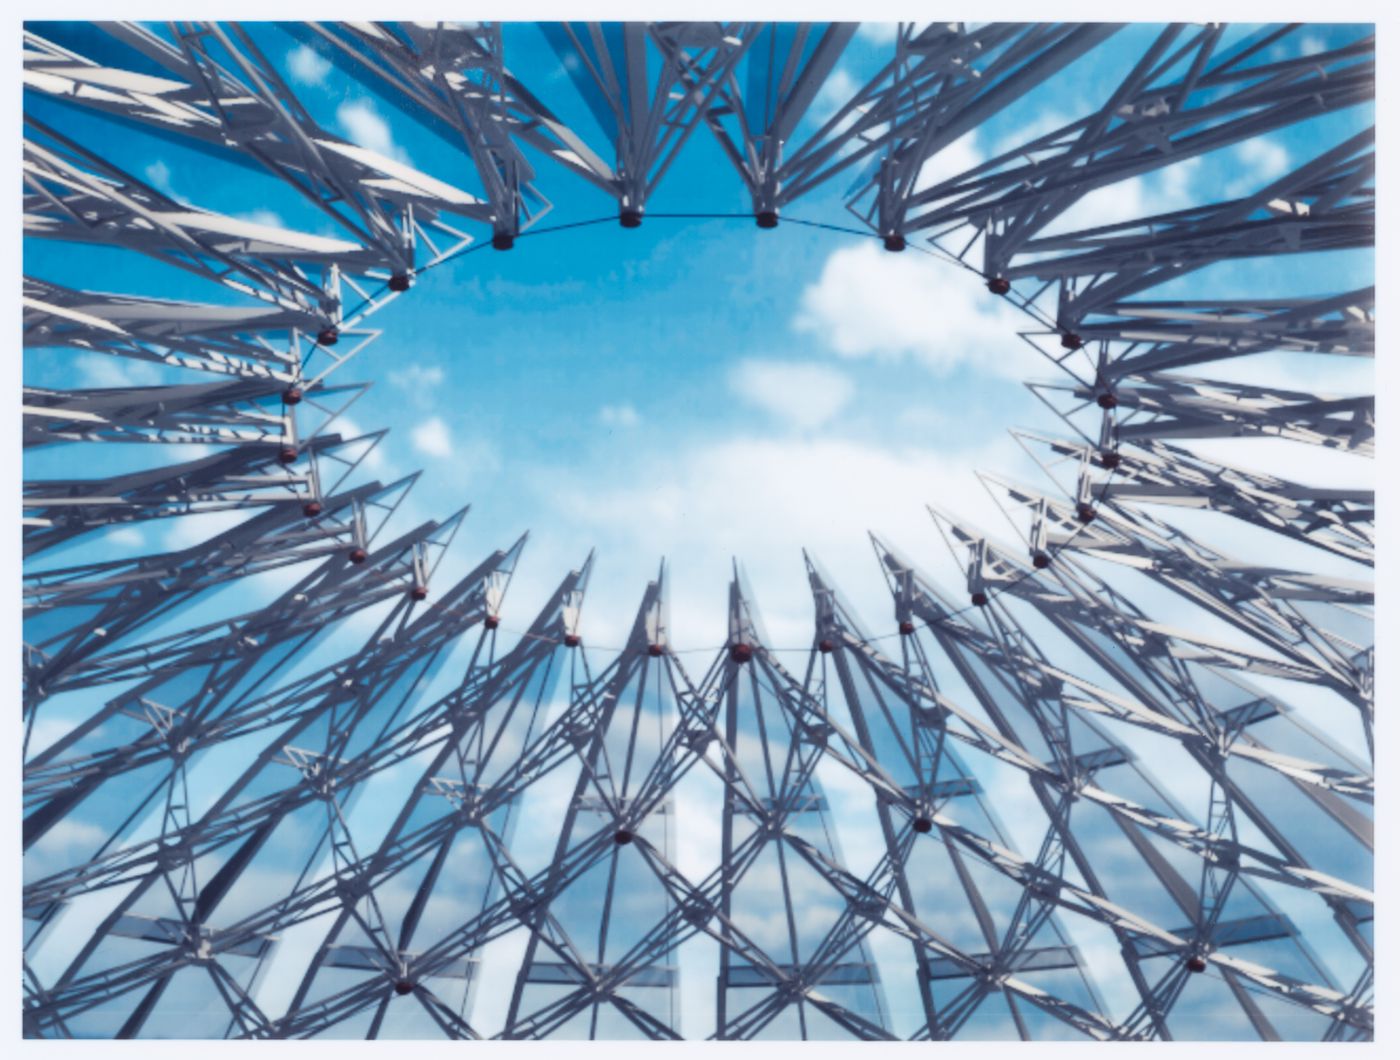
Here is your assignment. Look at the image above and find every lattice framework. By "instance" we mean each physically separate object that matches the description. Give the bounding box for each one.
[21,20,1374,1042]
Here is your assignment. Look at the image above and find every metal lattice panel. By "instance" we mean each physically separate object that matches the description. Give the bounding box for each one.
[21,21,1373,1041]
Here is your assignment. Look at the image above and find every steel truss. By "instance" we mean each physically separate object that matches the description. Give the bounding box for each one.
[21,20,1373,1041]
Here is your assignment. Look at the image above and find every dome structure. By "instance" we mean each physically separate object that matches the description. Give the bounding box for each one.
[20,21,1373,1042]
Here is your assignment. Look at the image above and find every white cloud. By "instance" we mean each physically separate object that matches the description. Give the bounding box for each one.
[1157,155,1205,205]
[333,414,384,470]
[163,509,250,552]
[388,363,446,400]
[1048,176,1149,235]
[337,99,411,165]
[76,353,163,389]
[39,817,109,850]
[402,422,498,482]
[1042,155,1202,236]
[990,109,1075,159]
[912,129,983,196]
[728,359,854,431]
[529,431,1030,651]
[105,526,145,549]
[1225,137,1290,199]
[286,44,332,87]
[411,416,453,458]
[237,208,285,230]
[793,241,1040,378]
[26,715,79,758]
[1299,34,1326,57]
[1186,349,1372,395]
[599,403,641,429]
[856,22,899,45]
[151,442,212,468]
[144,159,174,196]
[813,67,859,121]
[1181,435,1373,492]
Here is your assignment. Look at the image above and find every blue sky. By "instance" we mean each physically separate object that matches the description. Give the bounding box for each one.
[24,20,1374,658]
[21,21,1377,1034]
[23,18,1376,793]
